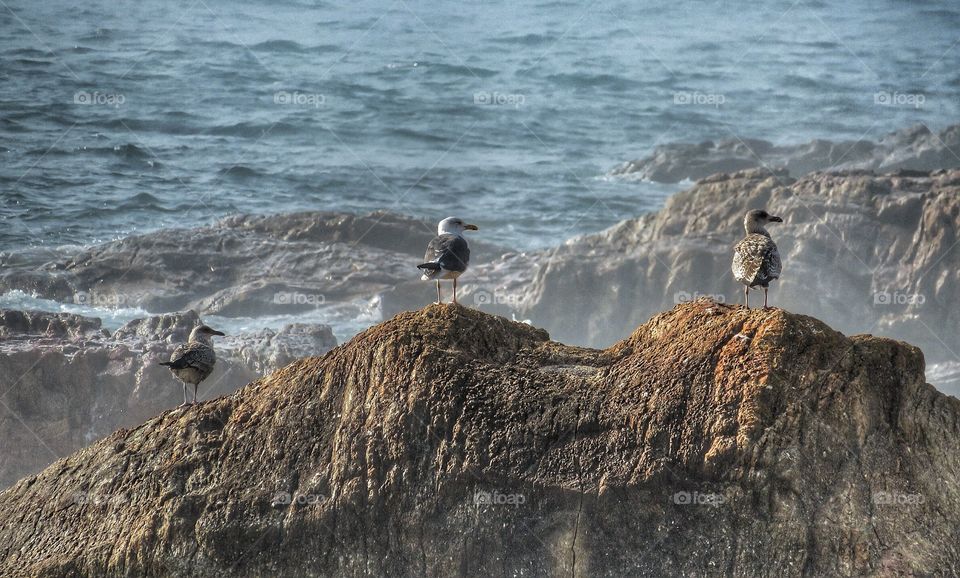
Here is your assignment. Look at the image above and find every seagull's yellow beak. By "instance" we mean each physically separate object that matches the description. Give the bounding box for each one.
[464,223,479,231]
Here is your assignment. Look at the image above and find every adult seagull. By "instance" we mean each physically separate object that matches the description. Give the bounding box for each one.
[732,209,783,308]
[417,216,479,304]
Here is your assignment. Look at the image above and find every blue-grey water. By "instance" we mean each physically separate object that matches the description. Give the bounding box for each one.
[1,0,958,336]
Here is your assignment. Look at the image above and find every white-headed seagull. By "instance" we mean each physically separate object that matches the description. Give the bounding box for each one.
[417,217,478,304]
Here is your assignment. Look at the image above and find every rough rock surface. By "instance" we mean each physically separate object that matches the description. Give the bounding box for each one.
[1,302,958,577]
[522,168,960,395]
[0,211,512,319]
[610,124,960,183]
[0,310,336,489]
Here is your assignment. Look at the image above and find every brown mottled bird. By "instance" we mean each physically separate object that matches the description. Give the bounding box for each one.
[159,324,225,406]
[732,209,783,308]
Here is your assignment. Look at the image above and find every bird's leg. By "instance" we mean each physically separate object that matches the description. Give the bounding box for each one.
[453,278,458,305]
[763,287,769,309]
[193,383,198,405]
[744,286,750,309]
[181,383,188,407]
[436,280,442,304]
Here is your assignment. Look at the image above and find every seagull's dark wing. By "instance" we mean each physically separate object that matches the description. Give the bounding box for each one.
[732,234,780,287]
[418,234,470,273]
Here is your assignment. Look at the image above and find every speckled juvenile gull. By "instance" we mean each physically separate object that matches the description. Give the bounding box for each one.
[159,324,225,406]
[732,209,783,308]
[417,217,479,304]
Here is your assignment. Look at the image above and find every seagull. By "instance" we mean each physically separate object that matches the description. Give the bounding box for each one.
[732,209,783,309]
[159,324,225,406]
[417,216,479,304]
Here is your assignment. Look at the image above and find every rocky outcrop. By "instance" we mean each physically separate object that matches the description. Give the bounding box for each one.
[1,302,957,577]
[522,168,960,397]
[0,310,336,489]
[0,211,513,320]
[611,124,960,183]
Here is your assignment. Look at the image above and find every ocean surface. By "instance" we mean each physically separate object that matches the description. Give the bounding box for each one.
[1,0,959,337]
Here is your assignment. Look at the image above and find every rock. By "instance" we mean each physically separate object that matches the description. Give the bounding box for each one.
[222,323,338,375]
[0,309,336,489]
[0,211,508,319]
[1,302,958,576]
[611,123,960,183]
[0,309,107,341]
[521,169,960,392]
[112,309,202,343]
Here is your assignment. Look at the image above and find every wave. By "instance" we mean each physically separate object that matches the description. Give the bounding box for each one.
[782,74,835,91]
[204,121,300,137]
[920,9,960,21]
[491,33,554,47]
[4,47,51,58]
[427,62,498,78]
[387,127,453,143]
[545,72,638,91]
[96,117,202,136]
[535,0,578,8]
[76,28,118,42]
[22,143,159,166]
[11,58,53,67]
[0,290,150,332]
[217,165,265,179]
[111,143,150,160]
[249,39,338,54]
[797,41,841,50]
[121,192,164,206]
[0,118,28,133]
[338,82,403,99]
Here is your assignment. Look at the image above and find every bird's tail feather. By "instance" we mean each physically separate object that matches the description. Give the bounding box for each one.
[418,262,441,280]
[158,361,173,367]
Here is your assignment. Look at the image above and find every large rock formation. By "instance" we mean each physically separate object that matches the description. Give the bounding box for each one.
[1,302,958,576]
[522,168,960,397]
[610,124,960,183]
[0,310,336,489]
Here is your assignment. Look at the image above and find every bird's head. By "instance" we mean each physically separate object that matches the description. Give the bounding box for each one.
[744,209,782,235]
[437,217,479,236]
[189,324,226,344]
